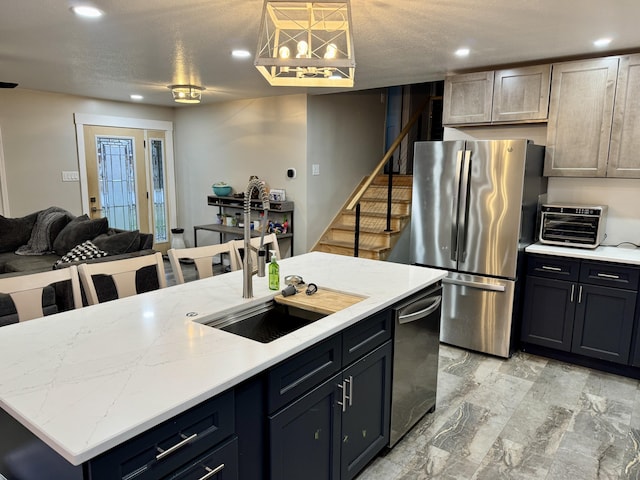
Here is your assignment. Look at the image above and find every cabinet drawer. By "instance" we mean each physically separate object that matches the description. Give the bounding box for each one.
[527,254,580,281]
[89,390,235,480]
[164,435,238,480]
[579,261,640,290]
[342,309,392,366]
[267,335,342,414]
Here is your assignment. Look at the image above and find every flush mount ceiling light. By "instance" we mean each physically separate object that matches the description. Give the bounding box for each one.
[168,85,204,104]
[254,0,355,87]
[70,5,103,18]
[593,37,612,48]
[455,47,470,57]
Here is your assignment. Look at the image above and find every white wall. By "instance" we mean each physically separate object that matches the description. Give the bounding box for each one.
[173,95,308,254]
[0,89,173,216]
[444,125,640,247]
[306,90,386,247]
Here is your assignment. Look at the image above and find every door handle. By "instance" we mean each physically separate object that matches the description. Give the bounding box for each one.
[578,285,583,304]
[443,277,506,292]
[457,150,472,263]
[344,375,353,407]
[337,379,347,412]
[450,150,464,261]
[570,284,575,303]
[398,296,442,324]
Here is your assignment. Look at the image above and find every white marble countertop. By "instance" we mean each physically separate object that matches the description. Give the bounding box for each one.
[0,252,446,466]
[526,243,640,265]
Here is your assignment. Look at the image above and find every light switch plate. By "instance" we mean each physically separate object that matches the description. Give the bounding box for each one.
[312,164,320,176]
[62,171,80,182]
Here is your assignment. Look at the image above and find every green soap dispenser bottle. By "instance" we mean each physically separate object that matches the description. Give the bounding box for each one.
[268,250,280,291]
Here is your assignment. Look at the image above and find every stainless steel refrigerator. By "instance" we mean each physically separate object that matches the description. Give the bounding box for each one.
[410,140,547,358]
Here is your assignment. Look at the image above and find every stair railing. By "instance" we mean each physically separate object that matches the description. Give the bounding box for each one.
[346,98,429,256]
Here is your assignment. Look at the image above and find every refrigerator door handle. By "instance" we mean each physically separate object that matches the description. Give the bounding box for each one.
[443,277,506,292]
[457,150,472,263]
[450,150,464,261]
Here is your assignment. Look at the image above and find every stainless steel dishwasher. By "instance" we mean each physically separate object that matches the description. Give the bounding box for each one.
[389,281,442,447]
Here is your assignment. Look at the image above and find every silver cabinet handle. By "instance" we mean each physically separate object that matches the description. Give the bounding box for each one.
[199,463,225,480]
[542,265,562,272]
[337,380,347,412]
[597,273,620,279]
[570,284,575,303]
[578,285,583,304]
[156,433,198,461]
[344,375,353,407]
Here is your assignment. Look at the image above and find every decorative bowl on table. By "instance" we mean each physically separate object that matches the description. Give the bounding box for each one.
[212,184,232,196]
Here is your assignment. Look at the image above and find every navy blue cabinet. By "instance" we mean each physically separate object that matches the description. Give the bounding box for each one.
[268,310,393,480]
[522,254,639,365]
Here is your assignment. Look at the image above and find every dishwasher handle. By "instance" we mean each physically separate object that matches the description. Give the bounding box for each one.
[398,296,442,324]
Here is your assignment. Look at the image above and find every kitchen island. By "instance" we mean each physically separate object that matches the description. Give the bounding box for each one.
[0,252,445,479]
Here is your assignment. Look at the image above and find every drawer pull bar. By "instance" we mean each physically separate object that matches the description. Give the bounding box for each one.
[597,273,621,279]
[541,266,562,272]
[200,463,225,480]
[156,433,198,461]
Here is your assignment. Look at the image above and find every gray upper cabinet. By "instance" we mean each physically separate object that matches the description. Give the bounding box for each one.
[443,71,494,125]
[492,64,551,123]
[443,65,550,126]
[544,57,619,177]
[608,54,640,178]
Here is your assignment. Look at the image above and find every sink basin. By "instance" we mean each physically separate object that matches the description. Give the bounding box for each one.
[202,301,327,343]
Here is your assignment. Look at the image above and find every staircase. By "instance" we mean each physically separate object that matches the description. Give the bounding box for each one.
[313,174,412,260]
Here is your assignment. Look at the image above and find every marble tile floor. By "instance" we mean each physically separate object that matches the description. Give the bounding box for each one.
[357,344,640,480]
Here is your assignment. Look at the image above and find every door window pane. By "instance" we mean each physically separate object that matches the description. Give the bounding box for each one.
[96,136,138,230]
[151,138,168,242]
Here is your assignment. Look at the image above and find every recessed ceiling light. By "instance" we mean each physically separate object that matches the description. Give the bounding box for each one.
[70,5,104,18]
[593,38,612,48]
[232,50,252,59]
[130,94,143,101]
[455,48,470,57]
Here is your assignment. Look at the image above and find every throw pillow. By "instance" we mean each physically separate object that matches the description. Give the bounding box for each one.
[53,216,108,256]
[53,240,109,267]
[92,230,141,255]
[0,212,39,253]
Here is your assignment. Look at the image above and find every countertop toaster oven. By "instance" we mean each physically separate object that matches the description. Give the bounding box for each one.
[539,204,608,249]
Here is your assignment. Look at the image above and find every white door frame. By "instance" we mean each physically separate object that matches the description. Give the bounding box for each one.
[74,113,177,232]
[0,127,9,216]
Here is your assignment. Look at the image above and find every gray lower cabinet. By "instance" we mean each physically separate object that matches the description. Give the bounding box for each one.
[267,309,393,480]
[522,254,639,365]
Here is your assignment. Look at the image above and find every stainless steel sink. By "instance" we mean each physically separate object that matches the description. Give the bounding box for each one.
[202,301,327,343]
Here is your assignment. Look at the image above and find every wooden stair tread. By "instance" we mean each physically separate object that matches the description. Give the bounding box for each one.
[318,239,390,253]
[341,210,409,219]
[330,224,399,234]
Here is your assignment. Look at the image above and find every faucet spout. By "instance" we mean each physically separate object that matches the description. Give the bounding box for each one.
[243,178,270,298]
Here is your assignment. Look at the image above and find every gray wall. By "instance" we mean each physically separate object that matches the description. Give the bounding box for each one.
[306,90,386,248]
[0,89,173,216]
[0,88,387,254]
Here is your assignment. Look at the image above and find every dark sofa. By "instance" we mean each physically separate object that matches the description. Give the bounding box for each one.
[0,207,157,325]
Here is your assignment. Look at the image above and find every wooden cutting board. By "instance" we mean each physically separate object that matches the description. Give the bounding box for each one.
[274,287,366,315]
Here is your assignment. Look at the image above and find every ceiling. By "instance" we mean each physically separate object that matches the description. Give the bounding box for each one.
[2,0,640,107]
